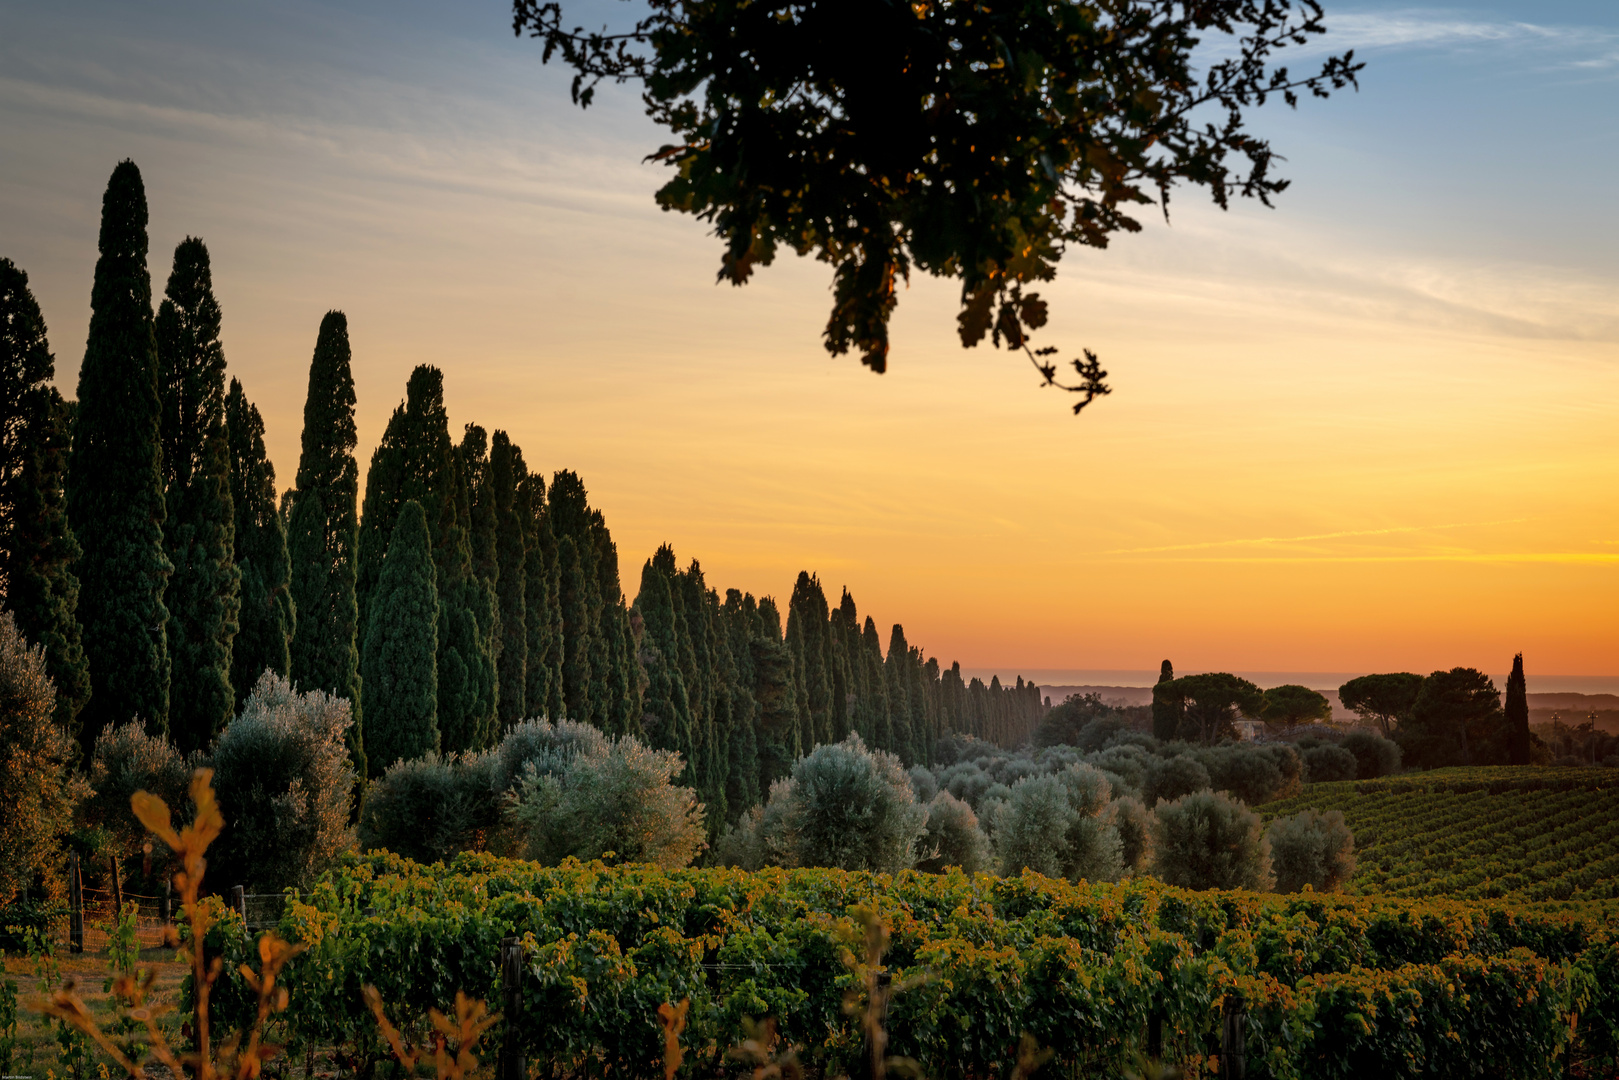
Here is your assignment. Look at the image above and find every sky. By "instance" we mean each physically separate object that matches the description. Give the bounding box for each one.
[1,0,1615,685]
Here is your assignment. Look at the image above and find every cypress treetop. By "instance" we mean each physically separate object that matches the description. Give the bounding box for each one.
[491,431,528,727]
[155,237,227,500]
[362,499,439,771]
[67,159,171,752]
[1505,653,1531,766]
[287,310,363,775]
[0,260,90,730]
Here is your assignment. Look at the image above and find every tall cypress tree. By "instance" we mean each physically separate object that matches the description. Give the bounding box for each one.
[455,424,500,745]
[885,624,914,760]
[362,499,438,771]
[67,160,171,753]
[0,259,90,732]
[490,432,528,726]
[225,378,294,706]
[156,238,238,752]
[634,554,695,762]
[1505,653,1531,766]
[1151,659,1180,741]
[518,469,562,719]
[287,310,363,776]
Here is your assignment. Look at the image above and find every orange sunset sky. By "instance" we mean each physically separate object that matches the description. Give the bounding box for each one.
[2,0,1615,682]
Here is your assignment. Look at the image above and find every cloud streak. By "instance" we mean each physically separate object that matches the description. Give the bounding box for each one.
[1103,519,1531,555]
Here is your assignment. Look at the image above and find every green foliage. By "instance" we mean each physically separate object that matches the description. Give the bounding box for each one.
[209,853,1619,1080]
[207,671,358,891]
[1505,652,1532,766]
[994,766,1123,883]
[67,159,172,753]
[361,500,439,771]
[915,790,990,874]
[1166,673,1264,745]
[1261,768,1619,902]
[1146,753,1210,806]
[225,377,294,706]
[1267,809,1356,894]
[1111,795,1153,875]
[1401,667,1506,768]
[1260,684,1332,728]
[0,258,89,733]
[490,431,528,728]
[0,976,16,1070]
[739,734,927,873]
[1152,789,1272,891]
[507,719,704,867]
[359,751,499,865]
[0,612,86,906]
[287,311,363,774]
[515,0,1358,405]
[84,720,188,858]
[1339,730,1401,779]
[1151,659,1180,741]
[1301,743,1357,783]
[1338,673,1424,738]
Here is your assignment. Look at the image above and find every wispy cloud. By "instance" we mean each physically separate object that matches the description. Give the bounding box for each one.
[1104,519,1529,556]
[1317,9,1619,67]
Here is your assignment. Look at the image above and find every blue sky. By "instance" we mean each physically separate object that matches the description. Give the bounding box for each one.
[1,1,1615,676]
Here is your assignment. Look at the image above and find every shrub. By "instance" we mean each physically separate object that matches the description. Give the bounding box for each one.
[996,769,1123,882]
[907,764,939,803]
[1201,745,1287,805]
[1268,808,1356,893]
[781,735,927,872]
[206,671,358,892]
[1340,730,1401,778]
[1150,789,1273,891]
[359,750,501,864]
[0,612,87,907]
[1111,796,1153,874]
[507,724,705,868]
[937,761,995,808]
[1302,743,1358,783]
[1147,753,1211,806]
[915,790,991,873]
[1257,743,1305,799]
[84,720,189,859]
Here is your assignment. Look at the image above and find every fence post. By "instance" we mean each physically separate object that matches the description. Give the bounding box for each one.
[163,879,172,926]
[232,885,247,929]
[498,936,525,1080]
[1147,1013,1162,1062]
[1221,990,1246,1080]
[68,852,84,953]
[110,854,124,913]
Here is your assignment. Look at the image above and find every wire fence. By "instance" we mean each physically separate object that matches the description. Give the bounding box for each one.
[71,886,171,951]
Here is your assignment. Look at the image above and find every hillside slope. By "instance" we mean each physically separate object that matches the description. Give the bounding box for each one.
[1260,767,1619,902]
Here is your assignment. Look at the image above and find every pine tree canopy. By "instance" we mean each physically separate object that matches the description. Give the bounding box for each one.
[362,498,439,771]
[513,0,1359,409]
[0,258,90,732]
[156,237,239,753]
[288,310,363,776]
[226,377,294,707]
[67,159,172,754]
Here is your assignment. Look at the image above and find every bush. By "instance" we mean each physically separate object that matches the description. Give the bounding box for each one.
[1302,743,1358,783]
[0,612,86,907]
[1147,753,1210,806]
[359,751,501,864]
[1267,808,1356,893]
[84,720,190,858]
[1201,744,1288,805]
[937,761,995,808]
[1341,730,1401,778]
[207,671,358,892]
[1150,789,1272,891]
[995,769,1123,882]
[1111,795,1153,874]
[907,764,939,803]
[915,791,991,873]
[507,722,705,868]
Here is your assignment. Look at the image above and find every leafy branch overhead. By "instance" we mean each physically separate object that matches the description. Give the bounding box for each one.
[513,0,1361,411]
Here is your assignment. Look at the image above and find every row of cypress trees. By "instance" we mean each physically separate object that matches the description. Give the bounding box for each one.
[0,159,1046,821]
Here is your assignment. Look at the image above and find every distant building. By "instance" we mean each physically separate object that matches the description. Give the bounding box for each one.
[1233,720,1264,742]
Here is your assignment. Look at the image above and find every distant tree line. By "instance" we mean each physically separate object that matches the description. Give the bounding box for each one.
[0,160,1045,833]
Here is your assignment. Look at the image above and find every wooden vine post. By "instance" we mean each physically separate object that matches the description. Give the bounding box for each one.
[499,935,525,1080]
[67,852,84,953]
[232,885,247,928]
[1221,990,1247,1080]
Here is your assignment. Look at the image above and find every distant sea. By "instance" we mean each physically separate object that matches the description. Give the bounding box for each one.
[960,669,1619,696]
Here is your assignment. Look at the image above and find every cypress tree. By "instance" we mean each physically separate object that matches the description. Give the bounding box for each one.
[362,499,439,771]
[861,616,892,750]
[519,470,563,718]
[719,588,762,821]
[225,379,294,707]
[490,432,528,727]
[67,160,171,753]
[0,258,90,732]
[1505,653,1531,766]
[885,624,914,759]
[634,555,695,762]
[455,424,500,744]
[1151,659,1181,741]
[287,310,364,776]
[156,238,239,753]
[786,572,833,747]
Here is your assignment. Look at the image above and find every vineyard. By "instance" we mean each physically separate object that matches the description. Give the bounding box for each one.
[1260,767,1619,902]
[194,851,1619,1080]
